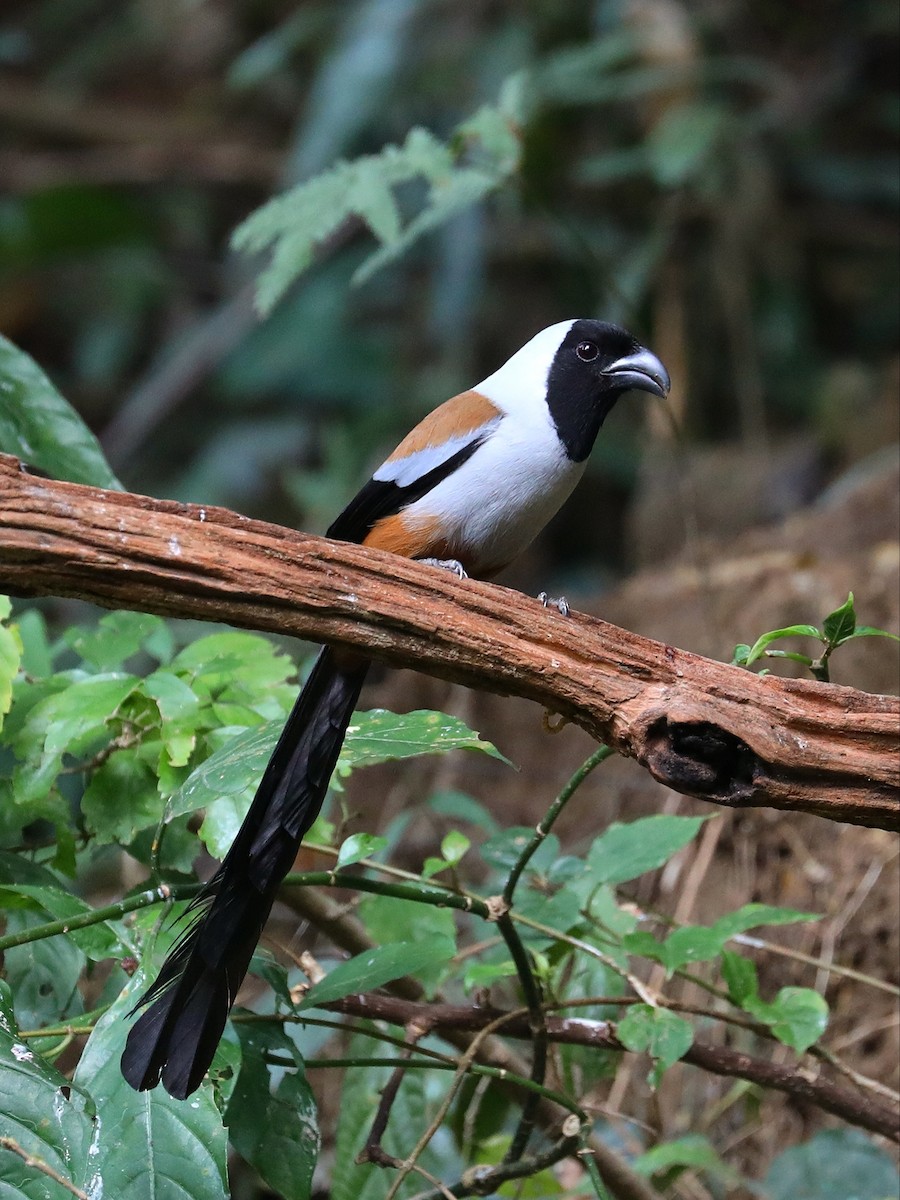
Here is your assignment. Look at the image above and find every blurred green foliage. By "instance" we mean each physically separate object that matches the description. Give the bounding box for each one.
[0,0,897,573]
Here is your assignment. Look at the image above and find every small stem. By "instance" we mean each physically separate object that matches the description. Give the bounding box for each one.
[0,883,198,953]
[358,1026,423,1167]
[283,870,491,919]
[414,1127,584,1200]
[382,1009,544,1200]
[297,1056,586,1115]
[497,745,614,1163]
[503,744,613,906]
[732,932,899,996]
[495,912,546,1162]
[0,1137,88,1200]
[579,1145,616,1200]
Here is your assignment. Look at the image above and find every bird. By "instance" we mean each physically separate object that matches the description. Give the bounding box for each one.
[120,317,670,1098]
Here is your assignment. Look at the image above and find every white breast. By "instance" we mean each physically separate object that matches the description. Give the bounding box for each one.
[389,319,586,575]
[401,406,584,576]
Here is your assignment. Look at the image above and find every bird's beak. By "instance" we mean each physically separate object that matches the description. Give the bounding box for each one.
[602,349,670,398]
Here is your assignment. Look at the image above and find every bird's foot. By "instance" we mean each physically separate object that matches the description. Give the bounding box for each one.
[538,591,571,617]
[420,557,468,579]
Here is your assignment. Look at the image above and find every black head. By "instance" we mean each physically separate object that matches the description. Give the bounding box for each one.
[545,319,670,461]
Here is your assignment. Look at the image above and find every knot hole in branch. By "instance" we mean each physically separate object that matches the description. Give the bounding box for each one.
[644,718,760,802]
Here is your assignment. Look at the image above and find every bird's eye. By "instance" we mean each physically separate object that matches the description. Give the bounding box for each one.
[576,340,599,362]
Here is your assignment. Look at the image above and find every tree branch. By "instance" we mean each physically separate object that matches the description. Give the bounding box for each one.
[0,454,897,828]
[324,993,899,1143]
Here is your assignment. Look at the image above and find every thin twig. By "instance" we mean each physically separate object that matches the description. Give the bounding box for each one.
[731,932,900,996]
[0,883,192,953]
[494,911,547,1162]
[358,1021,428,1167]
[502,745,614,905]
[496,746,615,1164]
[0,1136,88,1200]
[382,1009,544,1200]
[325,991,899,1140]
[412,1125,584,1200]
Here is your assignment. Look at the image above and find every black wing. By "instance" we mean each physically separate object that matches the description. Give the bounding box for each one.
[326,434,488,544]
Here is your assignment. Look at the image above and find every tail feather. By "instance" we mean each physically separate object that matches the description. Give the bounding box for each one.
[121,647,368,1097]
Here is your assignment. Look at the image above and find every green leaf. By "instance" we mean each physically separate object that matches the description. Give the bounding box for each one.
[762,650,816,666]
[440,830,470,865]
[74,976,228,1199]
[841,625,900,645]
[480,828,560,874]
[171,630,297,694]
[143,669,202,724]
[465,1133,567,1197]
[626,903,819,974]
[617,1004,693,1065]
[745,986,828,1053]
[11,672,140,807]
[64,611,173,671]
[299,939,455,1011]
[633,1133,740,1186]
[427,789,501,835]
[175,708,504,859]
[233,126,446,311]
[421,856,445,879]
[81,751,163,845]
[822,592,857,645]
[171,723,272,816]
[721,950,759,1006]
[352,165,496,287]
[763,1128,899,1200]
[586,815,706,886]
[421,829,472,878]
[227,1022,319,1200]
[0,333,122,489]
[462,960,518,990]
[582,883,639,938]
[617,1005,693,1085]
[233,86,525,313]
[533,31,638,104]
[330,1030,448,1200]
[358,895,456,994]
[741,624,823,666]
[577,145,650,185]
[713,902,819,940]
[0,599,20,733]
[339,709,507,771]
[0,981,96,1198]
[3,909,85,1029]
[331,1036,386,1200]
[14,608,52,679]
[514,878,583,947]
[336,832,388,869]
[731,643,751,666]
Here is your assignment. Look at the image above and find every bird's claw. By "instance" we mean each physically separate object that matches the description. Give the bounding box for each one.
[421,557,468,579]
[538,591,571,617]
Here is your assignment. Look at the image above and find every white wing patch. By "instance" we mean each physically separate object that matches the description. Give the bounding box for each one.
[372,420,500,488]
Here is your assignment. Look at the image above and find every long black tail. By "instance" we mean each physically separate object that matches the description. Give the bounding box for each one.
[121,646,368,1098]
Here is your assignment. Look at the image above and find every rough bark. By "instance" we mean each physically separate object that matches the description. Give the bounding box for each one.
[0,454,897,829]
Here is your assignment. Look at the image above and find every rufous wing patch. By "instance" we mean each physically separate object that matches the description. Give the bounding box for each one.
[364,510,515,577]
[384,390,501,462]
[363,511,454,560]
